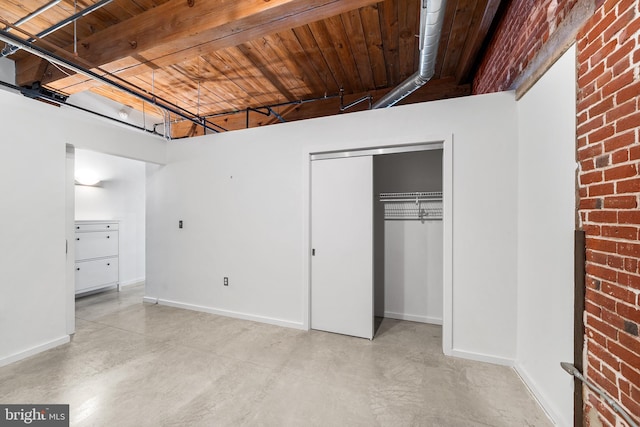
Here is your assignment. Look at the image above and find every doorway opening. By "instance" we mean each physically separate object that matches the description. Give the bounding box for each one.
[67,148,148,328]
[373,149,444,335]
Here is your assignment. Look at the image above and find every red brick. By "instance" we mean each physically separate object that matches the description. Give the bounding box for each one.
[589,182,615,196]
[630,146,640,161]
[584,224,602,236]
[582,170,604,184]
[587,300,603,317]
[602,281,635,302]
[587,264,619,282]
[582,159,596,171]
[602,225,638,240]
[590,366,621,398]
[604,164,637,181]
[601,363,618,384]
[579,90,605,115]
[588,124,615,144]
[589,95,614,118]
[602,307,626,329]
[605,102,636,127]
[604,131,636,153]
[618,210,640,224]
[588,325,609,348]
[620,332,640,356]
[617,300,640,321]
[588,249,609,264]
[612,149,629,164]
[605,37,635,69]
[621,362,640,391]
[589,210,617,222]
[617,111,640,133]
[618,242,640,257]
[607,254,624,269]
[591,39,618,68]
[617,178,640,194]
[624,258,638,273]
[587,314,619,339]
[586,10,615,47]
[603,7,636,41]
[604,195,637,208]
[579,62,607,89]
[602,69,635,98]
[580,187,588,197]
[580,197,601,209]
[612,56,631,78]
[616,81,640,105]
[608,340,640,372]
[619,394,640,424]
[588,237,618,253]
[579,143,604,161]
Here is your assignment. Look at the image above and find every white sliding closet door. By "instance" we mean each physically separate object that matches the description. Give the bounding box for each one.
[311,156,373,339]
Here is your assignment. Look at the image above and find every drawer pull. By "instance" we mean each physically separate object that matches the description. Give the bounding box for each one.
[76,267,80,271]
[107,236,110,239]
[76,238,80,241]
[107,263,110,266]
[76,226,80,230]
[107,225,110,228]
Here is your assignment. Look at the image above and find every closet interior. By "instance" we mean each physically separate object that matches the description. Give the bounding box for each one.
[373,149,444,334]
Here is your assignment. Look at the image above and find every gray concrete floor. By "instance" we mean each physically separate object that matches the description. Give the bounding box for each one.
[0,285,552,426]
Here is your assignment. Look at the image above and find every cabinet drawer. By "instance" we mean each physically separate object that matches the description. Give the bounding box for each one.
[75,231,118,260]
[75,258,118,292]
[75,222,118,232]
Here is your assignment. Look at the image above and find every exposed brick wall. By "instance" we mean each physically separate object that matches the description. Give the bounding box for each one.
[474,0,640,426]
[577,0,640,424]
[473,0,577,93]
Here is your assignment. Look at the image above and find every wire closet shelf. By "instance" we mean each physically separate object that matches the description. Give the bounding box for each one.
[380,192,443,221]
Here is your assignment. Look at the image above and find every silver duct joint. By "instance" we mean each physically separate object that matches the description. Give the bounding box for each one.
[373,0,447,109]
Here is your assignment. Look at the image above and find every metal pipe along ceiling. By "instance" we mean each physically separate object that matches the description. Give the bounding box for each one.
[372,0,447,109]
[0,28,220,135]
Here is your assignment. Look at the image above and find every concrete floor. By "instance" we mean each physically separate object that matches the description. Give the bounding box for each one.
[0,285,552,426]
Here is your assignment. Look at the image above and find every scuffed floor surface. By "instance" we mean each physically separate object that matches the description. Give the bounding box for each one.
[0,285,552,426]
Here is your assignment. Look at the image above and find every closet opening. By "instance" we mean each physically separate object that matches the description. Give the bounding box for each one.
[373,149,444,336]
[309,142,448,343]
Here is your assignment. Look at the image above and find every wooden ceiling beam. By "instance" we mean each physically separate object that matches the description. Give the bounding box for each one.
[15,0,380,88]
[454,0,502,83]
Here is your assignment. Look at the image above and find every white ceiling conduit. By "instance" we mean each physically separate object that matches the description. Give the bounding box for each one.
[373,0,448,109]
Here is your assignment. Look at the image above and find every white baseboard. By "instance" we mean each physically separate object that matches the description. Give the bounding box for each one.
[142,296,158,304]
[0,335,70,368]
[450,348,515,367]
[514,363,564,426]
[148,297,305,330]
[384,311,443,325]
[119,278,145,288]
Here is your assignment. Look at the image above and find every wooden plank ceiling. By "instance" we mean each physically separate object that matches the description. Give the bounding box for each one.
[0,0,501,138]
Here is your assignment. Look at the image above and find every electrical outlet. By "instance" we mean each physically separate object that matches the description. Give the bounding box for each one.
[223,277,229,286]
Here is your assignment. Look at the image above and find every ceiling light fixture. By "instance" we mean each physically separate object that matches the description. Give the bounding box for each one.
[75,170,101,186]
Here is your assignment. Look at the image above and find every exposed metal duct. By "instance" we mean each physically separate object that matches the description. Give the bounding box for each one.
[373,0,447,109]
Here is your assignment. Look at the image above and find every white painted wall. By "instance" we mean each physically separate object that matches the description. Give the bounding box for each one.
[146,91,519,363]
[0,88,164,366]
[0,57,15,85]
[384,221,443,323]
[515,46,576,426]
[75,150,146,287]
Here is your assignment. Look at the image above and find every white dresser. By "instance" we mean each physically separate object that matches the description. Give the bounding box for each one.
[75,220,119,294]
